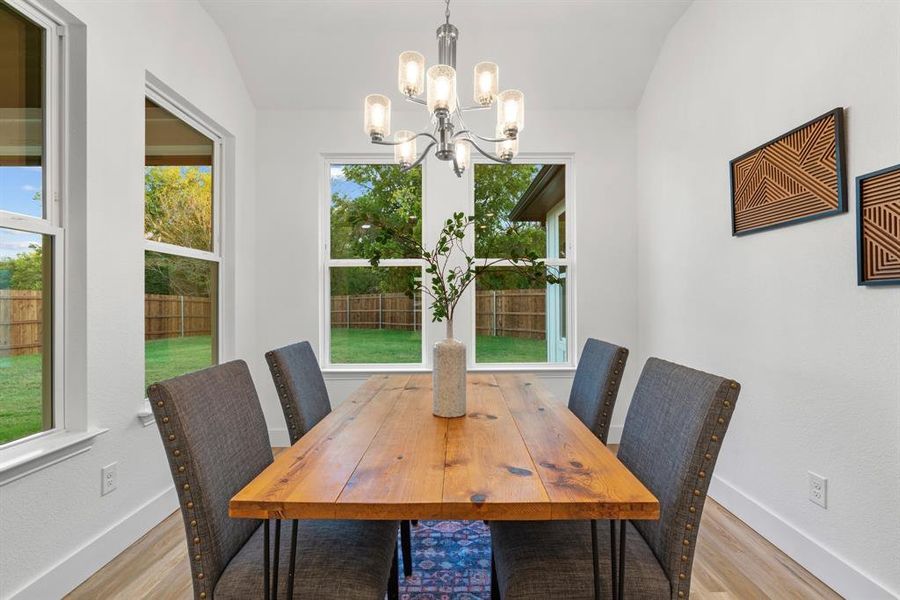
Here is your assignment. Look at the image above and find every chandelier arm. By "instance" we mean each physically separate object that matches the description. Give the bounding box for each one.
[403,95,427,106]
[452,129,511,144]
[458,104,492,113]
[400,140,438,172]
[371,132,439,146]
[458,137,511,165]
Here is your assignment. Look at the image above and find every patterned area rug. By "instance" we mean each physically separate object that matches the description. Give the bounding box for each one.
[399,520,491,600]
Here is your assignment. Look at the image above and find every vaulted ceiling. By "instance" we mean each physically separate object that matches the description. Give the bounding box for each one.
[200,0,690,110]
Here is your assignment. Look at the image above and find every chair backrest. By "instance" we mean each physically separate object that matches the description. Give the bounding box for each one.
[567,338,629,443]
[148,360,273,600]
[265,341,332,444]
[617,358,740,600]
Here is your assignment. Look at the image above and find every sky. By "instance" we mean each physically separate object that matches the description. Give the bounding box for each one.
[0,167,43,261]
[330,165,367,200]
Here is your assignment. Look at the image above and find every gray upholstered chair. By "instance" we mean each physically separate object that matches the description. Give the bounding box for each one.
[490,357,741,600]
[265,341,415,577]
[569,338,629,444]
[148,360,400,600]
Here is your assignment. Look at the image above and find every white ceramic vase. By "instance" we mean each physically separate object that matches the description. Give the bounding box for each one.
[433,319,466,418]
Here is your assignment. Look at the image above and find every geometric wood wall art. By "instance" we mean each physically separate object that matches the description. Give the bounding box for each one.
[857,164,900,285]
[730,108,847,235]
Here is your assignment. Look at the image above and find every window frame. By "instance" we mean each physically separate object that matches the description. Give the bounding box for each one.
[0,0,66,449]
[320,154,429,371]
[143,83,225,392]
[467,154,577,371]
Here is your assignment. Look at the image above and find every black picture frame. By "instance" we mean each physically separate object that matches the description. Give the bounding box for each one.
[730,107,847,236]
[856,163,900,286]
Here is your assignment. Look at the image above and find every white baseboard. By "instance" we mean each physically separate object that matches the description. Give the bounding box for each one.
[708,475,898,600]
[8,486,178,600]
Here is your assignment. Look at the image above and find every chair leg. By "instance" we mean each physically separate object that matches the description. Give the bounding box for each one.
[491,542,501,600]
[401,520,413,577]
[388,543,400,600]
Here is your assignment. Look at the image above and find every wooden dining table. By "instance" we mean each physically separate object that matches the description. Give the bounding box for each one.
[231,372,659,600]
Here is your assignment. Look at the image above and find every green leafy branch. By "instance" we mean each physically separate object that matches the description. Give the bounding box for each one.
[366,211,560,324]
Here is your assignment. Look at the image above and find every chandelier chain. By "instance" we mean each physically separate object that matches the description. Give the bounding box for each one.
[444,0,451,24]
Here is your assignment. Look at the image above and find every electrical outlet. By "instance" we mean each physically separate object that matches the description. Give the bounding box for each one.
[808,471,827,508]
[102,462,118,496]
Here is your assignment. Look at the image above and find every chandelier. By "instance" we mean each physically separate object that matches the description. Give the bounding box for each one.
[363,0,524,177]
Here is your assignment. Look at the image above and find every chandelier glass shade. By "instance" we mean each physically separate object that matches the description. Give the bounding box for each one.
[363,0,524,177]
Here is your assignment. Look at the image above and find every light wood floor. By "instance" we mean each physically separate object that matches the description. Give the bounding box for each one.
[67,496,841,600]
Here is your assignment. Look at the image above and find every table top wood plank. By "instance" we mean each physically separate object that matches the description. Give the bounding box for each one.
[335,373,448,520]
[229,374,409,519]
[442,373,551,520]
[230,373,659,522]
[496,372,659,520]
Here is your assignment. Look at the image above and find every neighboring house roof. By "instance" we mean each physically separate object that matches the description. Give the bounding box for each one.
[509,164,565,222]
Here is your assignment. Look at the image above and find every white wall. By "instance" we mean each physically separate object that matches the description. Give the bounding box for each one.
[252,107,640,442]
[0,2,257,598]
[636,1,900,597]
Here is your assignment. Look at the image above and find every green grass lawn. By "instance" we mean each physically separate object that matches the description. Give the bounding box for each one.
[0,336,214,445]
[0,352,45,445]
[1,331,546,445]
[329,327,546,364]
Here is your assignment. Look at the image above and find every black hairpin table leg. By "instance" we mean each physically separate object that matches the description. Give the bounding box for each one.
[271,520,281,600]
[610,520,618,600]
[617,520,627,600]
[263,519,270,600]
[591,520,601,600]
[286,520,299,600]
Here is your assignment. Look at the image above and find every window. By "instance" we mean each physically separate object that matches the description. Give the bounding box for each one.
[326,163,423,365]
[0,3,62,446]
[474,163,569,364]
[144,97,220,391]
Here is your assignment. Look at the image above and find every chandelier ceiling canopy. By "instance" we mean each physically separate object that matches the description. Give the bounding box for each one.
[363,0,525,177]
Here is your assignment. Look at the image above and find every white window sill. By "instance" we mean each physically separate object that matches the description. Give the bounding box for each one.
[137,399,156,427]
[322,364,577,377]
[0,427,109,487]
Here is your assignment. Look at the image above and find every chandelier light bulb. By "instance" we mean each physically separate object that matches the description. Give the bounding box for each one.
[453,140,471,174]
[427,64,457,115]
[495,126,518,161]
[473,62,499,106]
[394,130,417,167]
[364,94,391,140]
[497,89,524,137]
[398,51,425,97]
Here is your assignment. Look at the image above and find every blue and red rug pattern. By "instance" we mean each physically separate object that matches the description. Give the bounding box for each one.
[399,520,492,600]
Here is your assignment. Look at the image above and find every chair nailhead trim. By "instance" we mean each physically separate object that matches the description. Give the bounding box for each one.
[711,435,719,442]
[183,483,190,490]
[679,573,686,580]
[191,520,197,527]
[194,537,201,544]
[157,400,164,407]
[187,501,194,508]
[174,450,181,456]
[168,434,176,441]
[162,416,169,423]
[198,573,204,580]
[200,594,206,599]
[683,539,690,546]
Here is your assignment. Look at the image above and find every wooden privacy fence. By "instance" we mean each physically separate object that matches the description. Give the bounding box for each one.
[330,289,546,340]
[475,289,545,340]
[144,294,213,340]
[0,290,43,357]
[0,291,212,356]
[331,293,422,331]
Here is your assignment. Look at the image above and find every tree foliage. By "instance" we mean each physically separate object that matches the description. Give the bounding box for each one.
[144,166,214,296]
[0,244,44,290]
